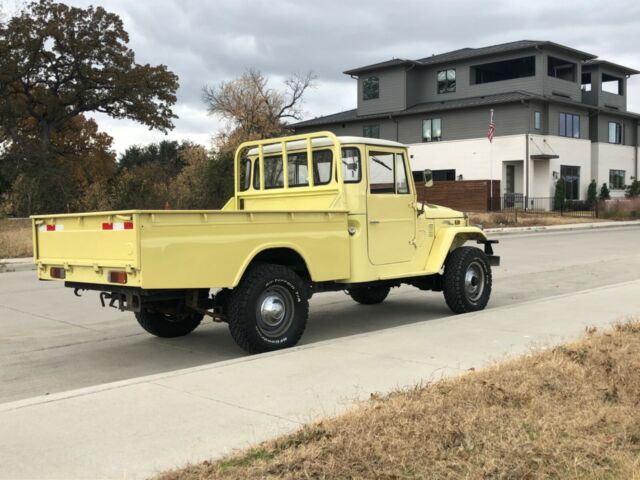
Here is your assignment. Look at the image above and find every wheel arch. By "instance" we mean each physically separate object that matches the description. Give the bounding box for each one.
[424,227,488,274]
[232,244,312,287]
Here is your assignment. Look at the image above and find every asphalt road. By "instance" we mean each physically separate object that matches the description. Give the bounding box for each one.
[1,226,639,403]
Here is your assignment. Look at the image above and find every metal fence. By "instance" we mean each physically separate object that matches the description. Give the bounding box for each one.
[493,194,597,218]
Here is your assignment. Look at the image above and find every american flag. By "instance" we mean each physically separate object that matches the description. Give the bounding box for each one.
[487,109,495,143]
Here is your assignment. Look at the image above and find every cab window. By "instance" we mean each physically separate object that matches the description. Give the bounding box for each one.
[342,147,361,183]
[369,151,409,194]
[395,153,409,194]
[288,152,309,187]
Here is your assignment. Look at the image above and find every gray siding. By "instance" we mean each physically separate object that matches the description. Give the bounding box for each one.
[357,68,406,116]
[581,65,628,111]
[411,51,546,106]
[296,102,532,144]
[547,103,590,140]
[542,51,583,101]
[594,113,637,145]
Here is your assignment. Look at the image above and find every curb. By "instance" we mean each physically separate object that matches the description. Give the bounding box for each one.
[0,258,35,274]
[484,220,640,236]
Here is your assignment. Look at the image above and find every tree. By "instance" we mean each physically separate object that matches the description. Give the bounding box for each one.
[553,178,565,211]
[1,114,116,215]
[118,140,189,175]
[599,183,611,201]
[587,179,597,206]
[625,177,640,198]
[202,69,316,154]
[170,145,232,209]
[0,0,179,164]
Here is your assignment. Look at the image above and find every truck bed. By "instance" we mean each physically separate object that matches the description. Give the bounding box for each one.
[32,210,350,289]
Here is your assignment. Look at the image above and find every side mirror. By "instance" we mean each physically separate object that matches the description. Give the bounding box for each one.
[423,169,434,188]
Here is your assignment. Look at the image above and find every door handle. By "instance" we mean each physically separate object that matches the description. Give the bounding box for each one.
[370,219,380,224]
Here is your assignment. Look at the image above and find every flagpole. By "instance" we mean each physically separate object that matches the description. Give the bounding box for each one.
[489,109,494,211]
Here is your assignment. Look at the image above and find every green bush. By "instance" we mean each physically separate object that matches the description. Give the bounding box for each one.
[599,183,611,201]
[587,180,597,206]
[625,178,640,198]
[553,179,565,211]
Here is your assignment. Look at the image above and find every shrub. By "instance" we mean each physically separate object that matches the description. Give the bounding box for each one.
[625,178,640,198]
[599,183,611,201]
[587,180,597,206]
[553,179,565,211]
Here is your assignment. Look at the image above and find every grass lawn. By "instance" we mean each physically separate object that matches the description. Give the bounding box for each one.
[0,218,32,259]
[469,211,604,229]
[158,321,640,479]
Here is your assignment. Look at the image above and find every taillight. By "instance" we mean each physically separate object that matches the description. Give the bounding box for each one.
[108,271,127,284]
[50,267,66,279]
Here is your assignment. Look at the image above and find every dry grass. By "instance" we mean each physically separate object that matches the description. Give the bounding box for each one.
[158,321,640,480]
[0,218,33,259]
[600,198,640,221]
[469,211,603,229]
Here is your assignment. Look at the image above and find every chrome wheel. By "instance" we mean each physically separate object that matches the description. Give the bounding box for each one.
[464,261,485,302]
[255,285,295,339]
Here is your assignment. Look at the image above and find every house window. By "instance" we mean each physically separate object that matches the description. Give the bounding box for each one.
[548,56,576,82]
[609,169,625,190]
[422,118,442,142]
[608,122,623,144]
[559,112,580,138]
[437,69,456,93]
[471,56,535,84]
[362,76,379,100]
[560,165,580,200]
[534,111,541,130]
[363,124,380,138]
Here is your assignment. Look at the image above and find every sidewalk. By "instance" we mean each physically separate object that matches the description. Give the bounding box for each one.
[1,280,639,479]
[0,257,34,273]
[485,219,640,235]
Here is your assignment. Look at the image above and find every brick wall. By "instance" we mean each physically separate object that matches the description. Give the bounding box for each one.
[416,180,501,212]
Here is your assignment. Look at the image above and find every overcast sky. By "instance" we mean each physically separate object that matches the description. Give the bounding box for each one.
[34,0,640,154]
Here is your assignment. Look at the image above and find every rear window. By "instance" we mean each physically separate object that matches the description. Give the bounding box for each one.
[264,155,284,189]
[313,150,333,185]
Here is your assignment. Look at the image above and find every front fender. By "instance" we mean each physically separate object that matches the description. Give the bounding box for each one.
[424,227,488,274]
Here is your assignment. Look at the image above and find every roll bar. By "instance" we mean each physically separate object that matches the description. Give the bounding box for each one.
[233,131,343,196]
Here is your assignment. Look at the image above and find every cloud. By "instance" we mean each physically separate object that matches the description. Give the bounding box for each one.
[62,0,640,153]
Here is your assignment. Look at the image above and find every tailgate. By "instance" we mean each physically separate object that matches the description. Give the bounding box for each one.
[32,211,141,287]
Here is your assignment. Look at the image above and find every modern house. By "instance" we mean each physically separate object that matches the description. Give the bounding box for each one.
[291,40,640,201]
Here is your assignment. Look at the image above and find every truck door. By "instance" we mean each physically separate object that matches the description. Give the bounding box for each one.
[366,148,417,265]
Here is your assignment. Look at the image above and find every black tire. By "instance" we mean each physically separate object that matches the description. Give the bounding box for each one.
[443,246,492,314]
[348,285,391,305]
[227,263,309,354]
[135,310,203,338]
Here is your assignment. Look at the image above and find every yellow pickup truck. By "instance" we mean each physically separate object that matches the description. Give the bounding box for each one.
[32,131,499,353]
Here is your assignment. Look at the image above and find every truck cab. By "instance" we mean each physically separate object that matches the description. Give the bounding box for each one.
[32,132,499,354]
